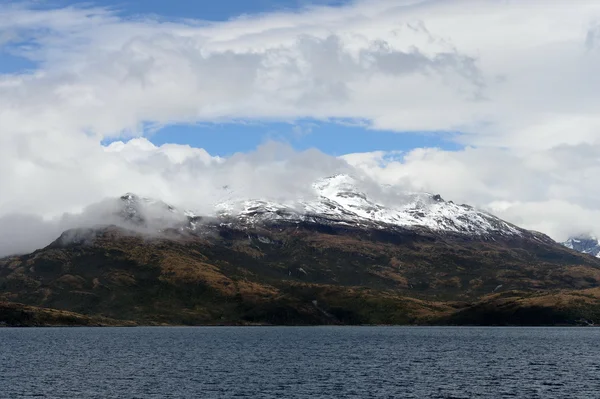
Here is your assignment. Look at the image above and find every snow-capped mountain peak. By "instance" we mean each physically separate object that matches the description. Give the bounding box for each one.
[562,235,600,257]
[91,174,532,238]
[214,174,524,237]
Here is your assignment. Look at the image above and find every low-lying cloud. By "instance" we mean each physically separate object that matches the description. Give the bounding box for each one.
[0,140,357,256]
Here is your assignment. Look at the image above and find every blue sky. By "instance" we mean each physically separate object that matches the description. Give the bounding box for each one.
[1,0,461,157]
[10,0,348,21]
[100,0,348,20]
[147,121,461,157]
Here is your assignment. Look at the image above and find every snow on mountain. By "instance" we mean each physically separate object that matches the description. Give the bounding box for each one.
[214,174,524,237]
[562,235,600,258]
[106,174,527,237]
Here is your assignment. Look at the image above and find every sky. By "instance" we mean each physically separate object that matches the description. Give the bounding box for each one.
[2,0,600,255]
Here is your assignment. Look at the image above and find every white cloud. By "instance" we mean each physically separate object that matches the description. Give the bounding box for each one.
[0,139,355,256]
[2,1,600,255]
[4,0,599,143]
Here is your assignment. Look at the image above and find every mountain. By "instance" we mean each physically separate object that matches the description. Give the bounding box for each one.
[216,174,526,236]
[112,174,535,238]
[562,235,600,258]
[3,174,600,326]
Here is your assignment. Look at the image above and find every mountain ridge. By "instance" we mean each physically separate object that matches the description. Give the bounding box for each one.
[104,174,544,242]
[2,174,599,326]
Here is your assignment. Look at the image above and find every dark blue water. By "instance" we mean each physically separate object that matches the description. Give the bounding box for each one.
[1,327,599,398]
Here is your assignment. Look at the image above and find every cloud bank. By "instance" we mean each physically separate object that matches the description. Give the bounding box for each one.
[1,0,600,255]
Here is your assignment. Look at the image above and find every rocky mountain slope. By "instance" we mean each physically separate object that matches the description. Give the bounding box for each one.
[2,174,600,326]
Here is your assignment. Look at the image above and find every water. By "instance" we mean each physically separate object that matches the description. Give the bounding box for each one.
[1,327,599,398]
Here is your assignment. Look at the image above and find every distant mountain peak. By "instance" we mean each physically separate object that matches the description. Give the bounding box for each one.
[562,235,600,257]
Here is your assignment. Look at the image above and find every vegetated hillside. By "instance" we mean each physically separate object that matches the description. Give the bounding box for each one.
[436,288,600,326]
[2,221,600,326]
[0,301,137,327]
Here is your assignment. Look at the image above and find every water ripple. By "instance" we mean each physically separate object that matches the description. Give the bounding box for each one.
[1,326,599,398]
